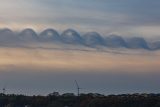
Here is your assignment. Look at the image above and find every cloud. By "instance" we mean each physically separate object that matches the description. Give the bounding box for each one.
[0,0,160,37]
[1,28,160,50]
[0,47,159,73]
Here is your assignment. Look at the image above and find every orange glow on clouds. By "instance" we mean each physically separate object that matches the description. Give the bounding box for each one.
[0,47,159,73]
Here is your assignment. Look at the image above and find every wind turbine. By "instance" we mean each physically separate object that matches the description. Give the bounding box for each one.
[75,80,81,96]
[2,85,6,95]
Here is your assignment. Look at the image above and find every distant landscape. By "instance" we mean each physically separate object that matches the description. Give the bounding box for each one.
[0,93,160,107]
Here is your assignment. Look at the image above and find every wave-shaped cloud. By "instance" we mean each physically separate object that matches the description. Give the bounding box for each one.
[0,28,160,50]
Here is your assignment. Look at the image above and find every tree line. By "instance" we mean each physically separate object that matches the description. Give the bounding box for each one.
[0,92,160,107]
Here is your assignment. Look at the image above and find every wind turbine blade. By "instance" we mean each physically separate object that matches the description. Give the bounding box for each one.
[75,80,79,88]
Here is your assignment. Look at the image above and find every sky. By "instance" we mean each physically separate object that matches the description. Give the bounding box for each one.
[0,47,159,95]
[0,0,160,95]
[0,0,160,38]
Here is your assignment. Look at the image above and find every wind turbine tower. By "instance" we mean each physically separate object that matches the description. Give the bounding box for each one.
[75,80,81,96]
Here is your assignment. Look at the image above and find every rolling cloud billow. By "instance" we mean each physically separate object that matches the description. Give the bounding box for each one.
[0,28,160,50]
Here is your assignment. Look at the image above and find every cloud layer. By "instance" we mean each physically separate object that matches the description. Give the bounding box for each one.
[0,0,160,38]
[0,28,160,50]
